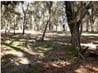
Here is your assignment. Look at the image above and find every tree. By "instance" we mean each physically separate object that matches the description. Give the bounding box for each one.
[21,2,29,34]
[41,1,53,41]
[64,1,93,58]
[1,1,21,35]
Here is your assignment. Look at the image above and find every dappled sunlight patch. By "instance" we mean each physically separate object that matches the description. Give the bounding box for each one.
[1,32,98,73]
[5,50,24,57]
[45,37,52,40]
[23,48,41,56]
[82,33,98,37]
[5,40,12,44]
[19,39,25,42]
[3,39,25,48]
[75,57,98,73]
[64,42,71,45]
[18,57,30,64]
[51,63,61,68]
[14,61,20,66]
[1,47,12,52]
[1,45,12,53]
[75,65,98,73]
[87,42,96,49]
[94,41,98,43]
[11,41,23,47]
[38,47,51,51]
[1,46,15,57]
[38,53,45,58]
[75,65,89,73]
[85,66,98,72]
[33,45,53,54]
[81,42,97,50]
[41,61,70,68]
[84,63,98,72]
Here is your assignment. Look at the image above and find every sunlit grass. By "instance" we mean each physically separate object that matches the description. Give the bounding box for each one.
[33,46,53,53]
[11,41,23,47]
[5,40,11,44]
[32,41,54,54]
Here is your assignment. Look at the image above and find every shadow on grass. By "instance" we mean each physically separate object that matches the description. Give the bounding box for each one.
[13,56,98,73]
[1,54,18,67]
[31,40,70,54]
[1,42,33,57]
[1,32,98,73]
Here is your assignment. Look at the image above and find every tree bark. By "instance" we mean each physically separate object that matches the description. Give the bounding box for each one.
[22,3,29,34]
[4,21,7,35]
[86,19,89,32]
[22,14,25,34]
[65,1,81,49]
[41,2,53,41]
[71,24,81,49]
[14,17,16,35]
[41,20,49,41]
[14,22,16,35]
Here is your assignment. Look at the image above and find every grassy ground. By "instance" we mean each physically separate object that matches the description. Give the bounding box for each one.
[1,32,98,73]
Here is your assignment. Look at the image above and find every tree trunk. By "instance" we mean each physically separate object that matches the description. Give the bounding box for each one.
[56,25,57,31]
[23,26,25,34]
[49,23,51,31]
[23,14,26,34]
[41,2,53,41]
[14,22,16,35]
[4,21,6,35]
[5,22,6,35]
[79,23,82,35]
[86,17,89,32]
[63,24,65,31]
[65,1,81,50]
[41,20,49,41]
[71,25,81,49]
[65,2,86,59]
[90,18,94,32]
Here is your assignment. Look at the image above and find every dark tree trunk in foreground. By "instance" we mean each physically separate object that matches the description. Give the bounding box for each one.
[65,2,81,49]
[71,25,80,49]
[65,2,84,58]
[65,1,93,59]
